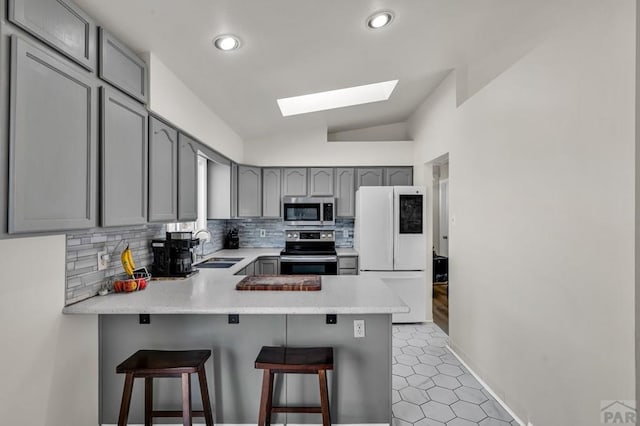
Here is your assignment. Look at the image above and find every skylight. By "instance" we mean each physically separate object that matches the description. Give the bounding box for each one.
[277,80,399,117]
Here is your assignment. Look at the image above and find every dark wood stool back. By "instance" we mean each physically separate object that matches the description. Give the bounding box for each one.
[116,349,214,426]
[255,346,333,426]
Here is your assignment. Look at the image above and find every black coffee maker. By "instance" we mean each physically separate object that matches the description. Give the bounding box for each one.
[151,232,200,277]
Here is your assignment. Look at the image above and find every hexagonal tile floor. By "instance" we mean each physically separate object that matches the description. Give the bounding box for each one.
[392,324,519,426]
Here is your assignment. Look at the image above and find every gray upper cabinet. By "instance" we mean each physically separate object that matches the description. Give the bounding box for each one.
[178,133,198,222]
[262,168,281,218]
[230,162,238,218]
[8,0,97,71]
[9,36,97,233]
[238,165,262,217]
[98,28,147,103]
[335,168,355,217]
[309,168,334,197]
[282,168,307,196]
[101,87,148,227]
[148,117,178,222]
[385,167,413,186]
[356,168,384,189]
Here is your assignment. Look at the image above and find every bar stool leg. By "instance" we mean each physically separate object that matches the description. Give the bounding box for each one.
[117,373,135,426]
[197,367,214,426]
[258,369,273,426]
[181,372,192,426]
[318,369,331,426]
[144,377,153,426]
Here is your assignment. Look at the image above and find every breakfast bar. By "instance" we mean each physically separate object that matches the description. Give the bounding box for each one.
[64,257,408,425]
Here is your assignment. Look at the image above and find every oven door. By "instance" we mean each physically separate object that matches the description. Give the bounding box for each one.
[280,256,338,275]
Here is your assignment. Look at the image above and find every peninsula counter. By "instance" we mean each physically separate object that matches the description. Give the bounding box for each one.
[64,252,407,425]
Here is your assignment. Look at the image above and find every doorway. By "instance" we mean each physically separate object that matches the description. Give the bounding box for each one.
[432,160,449,334]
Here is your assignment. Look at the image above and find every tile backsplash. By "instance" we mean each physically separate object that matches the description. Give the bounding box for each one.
[64,218,354,305]
[65,224,165,305]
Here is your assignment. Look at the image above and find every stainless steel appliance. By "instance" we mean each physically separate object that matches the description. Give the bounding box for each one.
[151,232,200,278]
[282,197,335,226]
[280,230,337,275]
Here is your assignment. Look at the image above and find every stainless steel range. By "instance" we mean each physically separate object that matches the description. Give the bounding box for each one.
[280,230,337,275]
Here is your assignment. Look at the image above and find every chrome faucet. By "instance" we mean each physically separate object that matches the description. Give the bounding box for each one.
[194,229,213,259]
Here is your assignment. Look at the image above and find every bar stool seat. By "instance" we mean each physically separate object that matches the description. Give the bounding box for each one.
[116,349,214,426]
[255,346,333,426]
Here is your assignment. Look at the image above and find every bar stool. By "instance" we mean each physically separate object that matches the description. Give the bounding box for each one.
[255,346,333,426]
[116,349,214,426]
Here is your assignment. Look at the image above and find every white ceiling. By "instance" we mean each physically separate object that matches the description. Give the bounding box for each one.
[73,0,577,141]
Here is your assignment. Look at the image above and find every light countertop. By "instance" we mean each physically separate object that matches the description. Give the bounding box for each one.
[63,248,403,315]
[336,248,358,256]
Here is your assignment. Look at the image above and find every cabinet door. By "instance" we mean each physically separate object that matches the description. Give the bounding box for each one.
[262,168,281,218]
[148,117,178,222]
[282,168,307,196]
[101,87,148,227]
[9,36,97,233]
[356,168,384,190]
[309,168,334,197]
[8,0,96,71]
[230,162,238,218]
[98,28,147,103]
[257,258,279,275]
[334,168,355,217]
[385,167,413,186]
[238,165,262,217]
[178,133,198,222]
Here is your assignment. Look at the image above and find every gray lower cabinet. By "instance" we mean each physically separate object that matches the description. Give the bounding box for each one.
[385,167,413,186]
[257,257,280,275]
[356,168,384,189]
[148,117,178,222]
[338,256,358,275]
[309,168,334,196]
[238,165,262,217]
[282,168,307,196]
[9,36,97,233]
[98,28,147,103]
[101,87,148,227]
[334,168,355,217]
[8,0,97,71]
[262,168,281,217]
[178,133,198,222]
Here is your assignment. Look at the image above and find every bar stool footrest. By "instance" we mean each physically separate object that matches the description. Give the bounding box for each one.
[272,406,322,413]
[151,410,206,417]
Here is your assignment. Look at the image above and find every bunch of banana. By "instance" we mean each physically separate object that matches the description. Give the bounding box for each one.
[121,245,136,277]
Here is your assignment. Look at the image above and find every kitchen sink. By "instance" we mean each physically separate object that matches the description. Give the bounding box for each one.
[196,257,244,269]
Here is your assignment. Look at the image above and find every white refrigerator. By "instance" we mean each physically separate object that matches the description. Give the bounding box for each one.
[355,186,428,323]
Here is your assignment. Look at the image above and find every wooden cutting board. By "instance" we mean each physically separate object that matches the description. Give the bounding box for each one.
[235,275,321,291]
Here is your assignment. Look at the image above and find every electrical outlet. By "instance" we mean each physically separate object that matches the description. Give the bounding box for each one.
[343,229,349,239]
[97,250,108,271]
[353,319,365,338]
[260,229,266,237]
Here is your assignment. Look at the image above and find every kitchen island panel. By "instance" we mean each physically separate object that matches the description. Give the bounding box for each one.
[286,314,392,424]
[100,314,287,424]
[99,313,392,424]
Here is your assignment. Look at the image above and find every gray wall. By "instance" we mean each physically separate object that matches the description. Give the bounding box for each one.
[100,314,391,424]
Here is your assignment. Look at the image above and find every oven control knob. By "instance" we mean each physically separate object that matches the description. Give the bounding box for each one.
[293,233,298,238]
[321,233,326,238]
[287,233,292,238]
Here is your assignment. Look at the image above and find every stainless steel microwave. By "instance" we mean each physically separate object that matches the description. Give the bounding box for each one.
[282,197,335,226]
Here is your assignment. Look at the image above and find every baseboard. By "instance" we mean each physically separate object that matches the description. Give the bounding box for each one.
[102,423,390,426]
[446,345,525,426]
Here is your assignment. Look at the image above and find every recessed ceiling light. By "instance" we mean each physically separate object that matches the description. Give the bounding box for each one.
[213,34,241,51]
[366,10,394,29]
[277,80,399,117]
